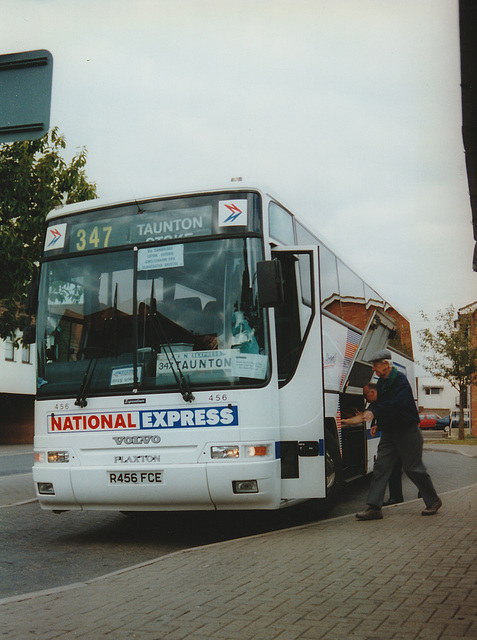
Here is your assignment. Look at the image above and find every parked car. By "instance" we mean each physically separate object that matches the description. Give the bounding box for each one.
[450,409,470,430]
[434,415,450,430]
[419,413,441,429]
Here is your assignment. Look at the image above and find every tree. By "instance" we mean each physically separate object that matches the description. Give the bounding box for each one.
[419,306,477,440]
[0,127,97,340]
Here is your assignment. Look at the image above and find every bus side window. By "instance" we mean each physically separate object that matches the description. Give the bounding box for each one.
[274,252,313,385]
[269,202,294,245]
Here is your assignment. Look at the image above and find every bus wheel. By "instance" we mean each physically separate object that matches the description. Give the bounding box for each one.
[325,435,343,502]
[309,433,343,515]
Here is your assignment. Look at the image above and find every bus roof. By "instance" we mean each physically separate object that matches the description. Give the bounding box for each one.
[45,180,274,222]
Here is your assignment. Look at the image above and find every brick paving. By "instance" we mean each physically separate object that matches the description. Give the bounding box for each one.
[1,480,476,639]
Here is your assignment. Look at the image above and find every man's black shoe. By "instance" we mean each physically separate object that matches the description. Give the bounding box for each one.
[421,498,442,516]
[383,498,403,506]
[356,507,383,521]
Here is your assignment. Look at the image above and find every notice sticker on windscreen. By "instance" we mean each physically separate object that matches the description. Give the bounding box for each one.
[111,366,143,387]
[138,245,184,271]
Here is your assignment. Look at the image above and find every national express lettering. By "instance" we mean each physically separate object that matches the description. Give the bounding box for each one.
[141,406,238,428]
[47,406,239,433]
[49,412,139,432]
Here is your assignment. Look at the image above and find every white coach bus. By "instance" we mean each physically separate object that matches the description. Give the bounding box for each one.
[29,182,415,513]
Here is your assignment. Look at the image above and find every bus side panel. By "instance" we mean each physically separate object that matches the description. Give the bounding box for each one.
[390,350,417,400]
[279,317,326,499]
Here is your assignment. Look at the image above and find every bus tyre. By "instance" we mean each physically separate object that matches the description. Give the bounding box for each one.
[310,432,343,515]
[324,434,343,504]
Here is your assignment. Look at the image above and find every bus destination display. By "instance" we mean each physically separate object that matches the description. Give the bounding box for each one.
[45,205,213,253]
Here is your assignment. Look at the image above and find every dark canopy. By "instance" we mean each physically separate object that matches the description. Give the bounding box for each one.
[460,0,477,270]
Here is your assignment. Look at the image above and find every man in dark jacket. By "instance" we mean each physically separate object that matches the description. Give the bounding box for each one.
[356,349,441,521]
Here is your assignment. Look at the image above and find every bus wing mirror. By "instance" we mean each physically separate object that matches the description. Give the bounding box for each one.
[257,259,284,308]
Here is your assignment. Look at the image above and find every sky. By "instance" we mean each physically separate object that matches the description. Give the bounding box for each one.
[2,0,476,367]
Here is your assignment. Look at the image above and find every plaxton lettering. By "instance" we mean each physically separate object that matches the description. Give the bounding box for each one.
[114,455,161,463]
[49,412,138,432]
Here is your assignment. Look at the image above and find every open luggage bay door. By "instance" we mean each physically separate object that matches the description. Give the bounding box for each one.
[340,309,396,394]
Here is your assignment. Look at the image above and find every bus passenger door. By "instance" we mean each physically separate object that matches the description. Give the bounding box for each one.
[270,246,326,499]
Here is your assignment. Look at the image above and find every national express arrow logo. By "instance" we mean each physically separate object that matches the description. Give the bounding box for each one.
[218,200,248,227]
[48,228,62,246]
[223,203,243,223]
[44,223,67,251]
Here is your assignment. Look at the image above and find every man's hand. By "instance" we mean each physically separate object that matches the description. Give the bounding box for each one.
[341,413,364,426]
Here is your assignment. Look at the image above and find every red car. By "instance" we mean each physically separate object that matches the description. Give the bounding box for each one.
[419,413,441,429]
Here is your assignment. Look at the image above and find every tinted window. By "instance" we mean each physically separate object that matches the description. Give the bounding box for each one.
[269,202,294,245]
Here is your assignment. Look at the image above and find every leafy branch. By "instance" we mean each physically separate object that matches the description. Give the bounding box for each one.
[0,127,97,340]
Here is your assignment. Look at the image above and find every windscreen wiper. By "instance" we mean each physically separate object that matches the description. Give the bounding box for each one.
[75,286,119,408]
[75,355,100,408]
[149,281,195,403]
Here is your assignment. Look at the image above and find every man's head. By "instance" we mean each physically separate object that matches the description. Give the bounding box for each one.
[372,359,392,378]
[368,349,392,378]
[363,383,377,403]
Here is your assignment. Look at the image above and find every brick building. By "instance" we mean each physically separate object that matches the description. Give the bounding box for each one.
[0,332,35,444]
[324,296,413,359]
[458,302,477,436]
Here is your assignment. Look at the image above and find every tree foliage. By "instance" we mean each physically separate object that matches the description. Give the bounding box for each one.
[0,128,97,340]
[419,306,477,439]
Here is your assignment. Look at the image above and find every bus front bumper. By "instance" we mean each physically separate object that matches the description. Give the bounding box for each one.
[32,459,281,511]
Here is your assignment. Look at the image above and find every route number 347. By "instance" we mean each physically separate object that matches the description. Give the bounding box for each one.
[75,225,112,251]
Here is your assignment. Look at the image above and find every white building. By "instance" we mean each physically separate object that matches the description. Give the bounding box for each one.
[0,333,36,443]
[417,376,457,415]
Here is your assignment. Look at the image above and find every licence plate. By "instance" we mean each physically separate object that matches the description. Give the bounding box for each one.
[108,471,163,484]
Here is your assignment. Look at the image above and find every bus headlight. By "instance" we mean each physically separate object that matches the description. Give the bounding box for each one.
[48,451,70,463]
[211,445,240,459]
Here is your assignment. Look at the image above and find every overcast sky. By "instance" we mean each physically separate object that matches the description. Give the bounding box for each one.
[2,0,476,362]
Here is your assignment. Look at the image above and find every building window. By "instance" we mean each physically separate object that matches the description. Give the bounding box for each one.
[4,336,15,362]
[22,343,31,364]
[425,387,441,395]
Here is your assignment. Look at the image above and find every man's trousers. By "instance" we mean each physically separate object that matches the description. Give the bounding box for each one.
[366,423,439,509]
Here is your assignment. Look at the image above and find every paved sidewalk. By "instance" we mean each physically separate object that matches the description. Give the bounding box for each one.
[1,482,476,640]
[423,442,477,459]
